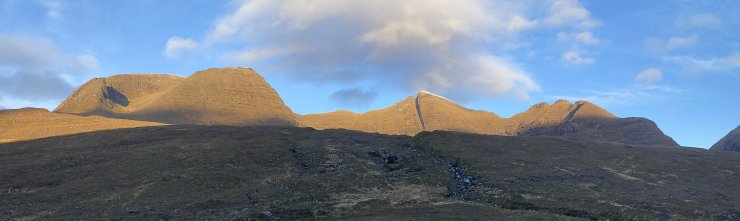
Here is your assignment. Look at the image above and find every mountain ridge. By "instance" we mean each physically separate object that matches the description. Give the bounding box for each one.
[711,126,740,151]
[45,67,678,146]
[55,67,297,126]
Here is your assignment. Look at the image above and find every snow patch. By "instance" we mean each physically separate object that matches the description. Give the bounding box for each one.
[419,90,453,102]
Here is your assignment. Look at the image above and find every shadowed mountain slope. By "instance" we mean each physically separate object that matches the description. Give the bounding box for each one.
[0,108,163,143]
[54,74,185,116]
[55,67,297,126]
[510,100,677,146]
[711,126,740,151]
[0,126,736,220]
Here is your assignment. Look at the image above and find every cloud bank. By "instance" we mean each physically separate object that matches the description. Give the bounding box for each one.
[204,0,600,101]
[0,33,97,109]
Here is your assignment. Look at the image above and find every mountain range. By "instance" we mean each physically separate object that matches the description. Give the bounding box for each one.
[2,67,740,220]
[39,67,677,147]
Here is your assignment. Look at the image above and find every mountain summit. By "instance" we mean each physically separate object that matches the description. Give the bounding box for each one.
[711,126,740,151]
[302,92,677,146]
[55,67,297,126]
[52,67,677,146]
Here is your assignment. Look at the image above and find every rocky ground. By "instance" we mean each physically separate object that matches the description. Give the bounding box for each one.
[1,125,738,220]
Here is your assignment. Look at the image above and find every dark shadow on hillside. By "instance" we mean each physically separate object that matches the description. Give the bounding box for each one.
[0,125,737,220]
[515,116,679,147]
[103,86,129,107]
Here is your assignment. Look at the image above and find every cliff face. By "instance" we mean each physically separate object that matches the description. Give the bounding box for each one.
[55,67,297,126]
[711,126,740,151]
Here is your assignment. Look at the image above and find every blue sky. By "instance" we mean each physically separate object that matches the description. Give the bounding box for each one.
[0,0,738,148]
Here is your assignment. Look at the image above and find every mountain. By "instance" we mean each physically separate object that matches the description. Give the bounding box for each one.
[711,126,740,151]
[0,108,163,143]
[53,67,676,146]
[55,67,297,126]
[509,100,678,146]
[415,91,507,135]
[300,96,424,135]
[301,92,678,146]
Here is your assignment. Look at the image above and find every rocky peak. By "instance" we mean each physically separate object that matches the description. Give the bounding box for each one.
[711,126,740,151]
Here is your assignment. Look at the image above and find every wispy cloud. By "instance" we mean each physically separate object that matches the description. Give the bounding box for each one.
[553,85,680,107]
[555,68,680,106]
[36,0,63,20]
[662,54,740,74]
[645,34,699,53]
[200,0,601,101]
[562,47,594,65]
[665,34,698,49]
[558,31,602,45]
[676,13,721,29]
[634,68,662,85]
[164,37,199,59]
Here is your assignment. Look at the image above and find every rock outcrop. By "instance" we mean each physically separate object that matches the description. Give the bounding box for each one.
[711,126,740,151]
[55,67,297,126]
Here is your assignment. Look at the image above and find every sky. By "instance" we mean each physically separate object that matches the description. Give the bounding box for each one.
[0,0,738,148]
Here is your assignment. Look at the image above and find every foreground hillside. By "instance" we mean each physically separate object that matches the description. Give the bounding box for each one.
[1,126,737,220]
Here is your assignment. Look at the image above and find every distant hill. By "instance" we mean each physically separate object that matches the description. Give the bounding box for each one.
[301,91,678,146]
[711,126,740,151]
[55,67,297,126]
[52,67,677,146]
[0,108,162,143]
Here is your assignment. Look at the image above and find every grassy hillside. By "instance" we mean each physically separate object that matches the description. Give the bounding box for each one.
[1,126,737,220]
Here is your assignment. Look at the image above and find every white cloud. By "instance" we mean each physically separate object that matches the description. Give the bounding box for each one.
[558,31,601,45]
[645,34,699,53]
[75,54,100,71]
[634,68,662,85]
[164,37,198,59]
[562,47,593,65]
[203,0,602,100]
[662,54,740,74]
[665,34,698,49]
[36,0,63,20]
[545,0,600,29]
[553,85,680,107]
[0,33,98,109]
[676,13,721,29]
